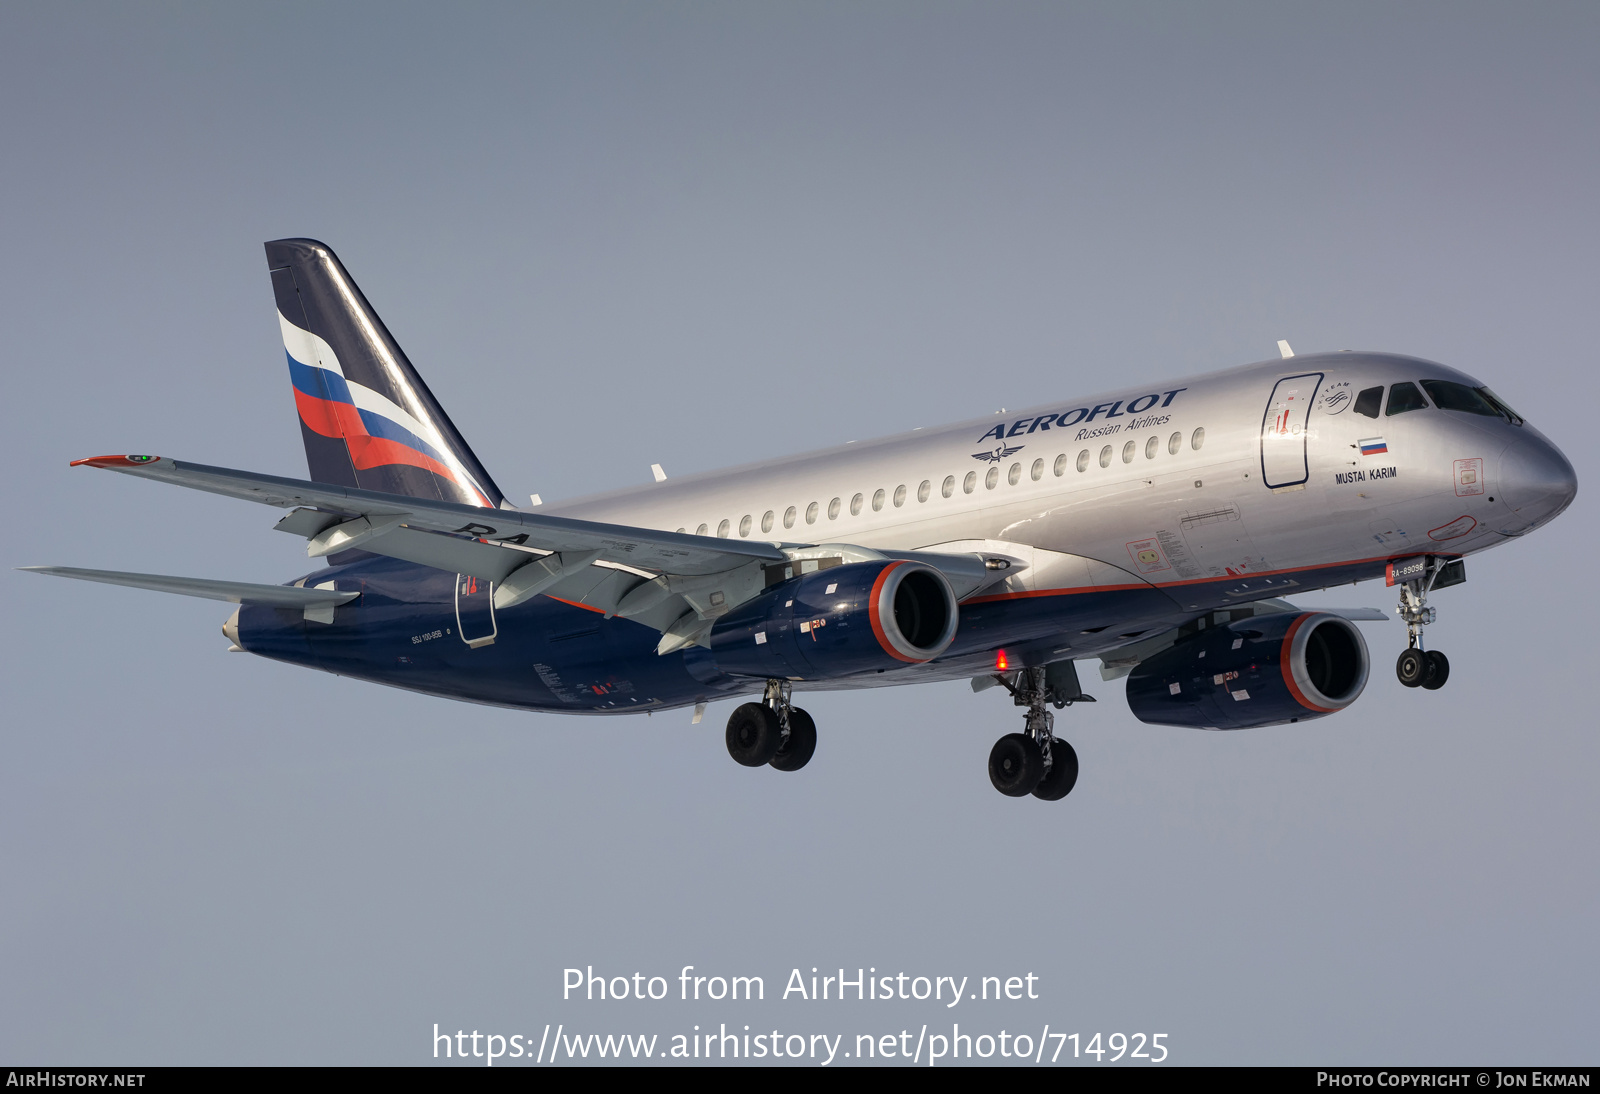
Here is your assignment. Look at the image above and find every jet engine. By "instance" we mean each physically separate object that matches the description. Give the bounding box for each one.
[708,559,958,679]
[1125,611,1369,729]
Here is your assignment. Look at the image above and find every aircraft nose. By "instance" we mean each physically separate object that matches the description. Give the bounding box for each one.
[1498,434,1578,528]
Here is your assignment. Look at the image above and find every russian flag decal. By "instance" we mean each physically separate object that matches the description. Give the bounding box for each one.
[1359,437,1388,455]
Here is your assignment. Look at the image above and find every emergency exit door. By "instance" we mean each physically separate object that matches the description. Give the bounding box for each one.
[1260,373,1323,488]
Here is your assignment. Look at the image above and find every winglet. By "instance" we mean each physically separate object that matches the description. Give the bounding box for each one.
[1277,340,1295,359]
[70,454,162,468]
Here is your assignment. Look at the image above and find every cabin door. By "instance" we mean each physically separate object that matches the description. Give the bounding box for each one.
[1259,372,1323,488]
[455,573,497,648]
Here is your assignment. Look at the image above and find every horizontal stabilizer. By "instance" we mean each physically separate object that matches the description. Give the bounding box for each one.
[18,566,359,607]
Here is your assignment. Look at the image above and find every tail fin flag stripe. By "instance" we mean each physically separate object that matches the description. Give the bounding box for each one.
[284,349,355,408]
[265,238,507,510]
[289,383,477,499]
[280,318,493,505]
[280,321,449,461]
[282,323,456,469]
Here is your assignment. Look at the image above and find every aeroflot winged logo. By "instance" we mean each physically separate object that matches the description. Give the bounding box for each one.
[972,444,1024,463]
[976,387,1189,443]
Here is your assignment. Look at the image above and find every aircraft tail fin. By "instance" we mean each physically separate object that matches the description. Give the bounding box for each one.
[264,238,506,509]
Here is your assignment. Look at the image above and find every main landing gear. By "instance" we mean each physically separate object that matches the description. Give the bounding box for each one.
[987,662,1090,801]
[1394,567,1450,691]
[725,679,817,772]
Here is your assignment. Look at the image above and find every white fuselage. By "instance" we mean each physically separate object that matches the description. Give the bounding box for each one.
[548,352,1570,643]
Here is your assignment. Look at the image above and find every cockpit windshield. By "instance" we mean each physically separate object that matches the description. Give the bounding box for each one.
[1385,382,1429,416]
[1420,379,1501,417]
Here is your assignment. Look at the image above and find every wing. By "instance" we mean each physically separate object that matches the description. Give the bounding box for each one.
[60,455,787,652]
[68,454,1009,653]
[1298,606,1389,621]
[72,454,782,576]
[1095,597,1390,680]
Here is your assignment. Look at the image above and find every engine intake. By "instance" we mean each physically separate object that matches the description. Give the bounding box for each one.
[708,560,958,679]
[1126,611,1370,730]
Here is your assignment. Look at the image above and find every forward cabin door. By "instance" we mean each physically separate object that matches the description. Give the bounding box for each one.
[455,573,497,648]
[1259,372,1323,488]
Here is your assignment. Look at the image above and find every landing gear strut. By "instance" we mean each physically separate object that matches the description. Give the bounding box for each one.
[987,663,1086,800]
[724,679,817,771]
[1395,564,1451,691]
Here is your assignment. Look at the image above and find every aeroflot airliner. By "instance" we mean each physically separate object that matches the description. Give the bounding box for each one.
[25,239,1578,800]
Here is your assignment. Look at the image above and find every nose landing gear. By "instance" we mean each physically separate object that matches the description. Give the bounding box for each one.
[1394,561,1452,690]
[987,662,1089,800]
[1395,646,1450,690]
[724,679,818,772]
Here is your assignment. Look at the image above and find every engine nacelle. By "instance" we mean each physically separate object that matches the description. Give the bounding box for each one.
[708,560,958,679]
[1126,611,1369,729]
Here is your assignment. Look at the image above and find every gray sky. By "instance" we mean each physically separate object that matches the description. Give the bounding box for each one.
[2,2,1595,1065]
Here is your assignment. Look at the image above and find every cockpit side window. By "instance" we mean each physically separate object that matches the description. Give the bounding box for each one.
[1385,381,1429,415]
[1421,379,1501,417]
[1476,387,1524,426]
[1352,386,1383,418]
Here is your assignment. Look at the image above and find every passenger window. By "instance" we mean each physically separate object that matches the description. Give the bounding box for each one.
[805,503,818,525]
[1168,432,1181,455]
[676,527,686,534]
[942,475,955,498]
[717,519,730,538]
[738,515,752,537]
[870,489,884,511]
[1190,427,1205,451]
[828,497,842,519]
[849,493,863,516]
[783,506,796,529]
[1031,458,1044,481]
[1076,450,1090,472]
[696,523,708,536]
[1007,462,1021,485]
[893,484,907,507]
[1386,382,1429,415]
[1055,453,1068,476]
[1144,436,1158,459]
[761,510,775,533]
[985,466,999,489]
[919,480,932,502]
[1099,445,1112,468]
[1121,440,1136,463]
[963,471,977,493]
[1352,386,1383,418]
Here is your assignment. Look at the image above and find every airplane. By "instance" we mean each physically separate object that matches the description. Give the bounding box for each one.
[22,239,1578,801]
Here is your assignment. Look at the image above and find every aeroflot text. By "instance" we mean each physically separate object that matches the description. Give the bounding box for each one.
[563,966,1039,1007]
[975,389,1187,443]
